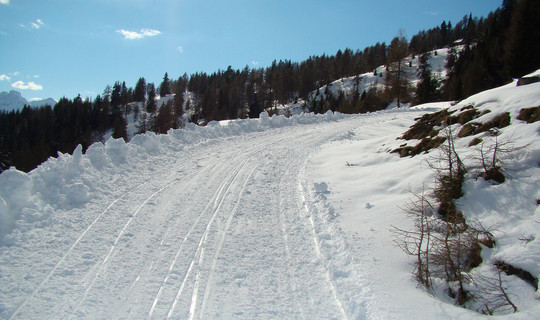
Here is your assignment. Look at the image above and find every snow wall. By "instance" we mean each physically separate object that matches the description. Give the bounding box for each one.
[0,111,354,245]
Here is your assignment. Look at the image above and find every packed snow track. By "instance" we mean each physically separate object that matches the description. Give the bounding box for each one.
[2,112,413,319]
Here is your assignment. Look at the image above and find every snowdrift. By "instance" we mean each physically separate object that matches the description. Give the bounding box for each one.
[0,111,346,244]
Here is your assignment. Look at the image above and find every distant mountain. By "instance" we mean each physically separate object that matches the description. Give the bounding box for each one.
[0,90,56,112]
[28,97,57,109]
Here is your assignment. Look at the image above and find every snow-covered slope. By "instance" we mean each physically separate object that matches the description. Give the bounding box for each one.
[309,73,540,318]
[274,46,458,116]
[317,48,451,99]
[0,73,539,319]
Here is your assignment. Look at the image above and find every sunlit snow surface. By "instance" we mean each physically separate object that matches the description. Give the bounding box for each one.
[1,76,539,319]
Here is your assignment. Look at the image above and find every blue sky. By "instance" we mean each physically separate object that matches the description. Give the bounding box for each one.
[0,0,501,101]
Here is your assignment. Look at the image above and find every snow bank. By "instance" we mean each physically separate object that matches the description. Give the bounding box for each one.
[0,110,346,245]
[309,73,540,317]
[0,169,33,242]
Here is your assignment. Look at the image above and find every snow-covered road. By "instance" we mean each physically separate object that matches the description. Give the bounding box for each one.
[4,75,540,320]
[2,112,405,319]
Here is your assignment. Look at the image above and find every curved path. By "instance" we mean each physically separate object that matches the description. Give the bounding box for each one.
[0,112,421,319]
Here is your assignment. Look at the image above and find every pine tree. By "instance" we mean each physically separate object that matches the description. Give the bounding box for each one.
[111,116,127,141]
[134,77,147,102]
[121,81,130,116]
[137,113,149,134]
[146,83,157,113]
[160,72,172,96]
[154,100,175,134]
[111,81,123,117]
[504,0,540,78]
[415,52,440,105]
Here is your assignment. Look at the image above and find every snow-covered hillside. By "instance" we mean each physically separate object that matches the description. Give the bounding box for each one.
[122,47,456,136]
[314,47,451,100]
[0,72,539,318]
[272,46,458,116]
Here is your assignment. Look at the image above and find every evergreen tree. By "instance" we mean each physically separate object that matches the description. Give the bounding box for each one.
[110,81,123,117]
[415,52,440,105]
[504,0,540,78]
[146,83,157,113]
[121,81,130,116]
[160,72,172,96]
[112,116,128,141]
[137,113,149,134]
[134,77,147,102]
[154,100,175,134]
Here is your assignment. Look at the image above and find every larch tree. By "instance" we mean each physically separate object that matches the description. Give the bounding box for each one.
[386,32,411,108]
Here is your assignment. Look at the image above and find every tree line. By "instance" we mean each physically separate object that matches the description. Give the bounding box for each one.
[443,0,539,100]
[1,0,538,173]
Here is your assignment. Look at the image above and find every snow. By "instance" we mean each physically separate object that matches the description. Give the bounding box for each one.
[1,74,539,318]
[307,47,458,107]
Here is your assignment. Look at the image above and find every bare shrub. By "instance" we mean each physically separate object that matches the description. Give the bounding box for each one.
[474,130,527,184]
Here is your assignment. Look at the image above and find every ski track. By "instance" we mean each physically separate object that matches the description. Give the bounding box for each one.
[1,113,416,319]
[68,177,179,319]
[298,168,348,320]
[197,163,259,319]
[7,180,150,320]
[165,151,258,319]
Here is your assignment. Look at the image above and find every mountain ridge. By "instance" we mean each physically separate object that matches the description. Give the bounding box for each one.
[0,90,57,112]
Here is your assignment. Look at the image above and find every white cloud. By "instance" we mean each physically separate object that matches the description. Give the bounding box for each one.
[426,11,440,16]
[11,81,43,91]
[117,28,161,40]
[251,61,259,66]
[29,97,43,102]
[11,71,20,76]
[30,19,44,29]
[178,46,183,53]
[0,74,11,81]
[0,0,10,5]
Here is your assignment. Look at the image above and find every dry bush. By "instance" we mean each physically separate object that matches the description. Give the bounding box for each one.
[393,125,520,312]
